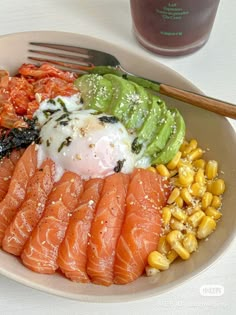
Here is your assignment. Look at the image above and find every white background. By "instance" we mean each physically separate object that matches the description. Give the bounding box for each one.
[0,1,236,314]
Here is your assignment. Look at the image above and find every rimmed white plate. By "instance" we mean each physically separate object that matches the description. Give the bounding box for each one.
[0,31,236,302]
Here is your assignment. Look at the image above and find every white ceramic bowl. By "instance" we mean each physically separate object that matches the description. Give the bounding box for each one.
[0,31,236,302]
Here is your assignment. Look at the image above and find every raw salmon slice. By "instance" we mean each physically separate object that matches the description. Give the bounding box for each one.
[57,178,103,283]
[87,173,129,286]
[2,159,55,256]
[0,149,24,202]
[0,144,37,245]
[113,168,170,285]
[21,172,83,274]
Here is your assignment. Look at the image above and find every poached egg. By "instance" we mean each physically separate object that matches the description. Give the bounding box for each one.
[34,94,143,180]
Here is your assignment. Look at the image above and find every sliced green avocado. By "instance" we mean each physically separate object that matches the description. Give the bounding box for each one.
[151,109,185,165]
[137,95,165,144]
[125,81,150,130]
[103,74,136,121]
[74,74,112,111]
[88,66,161,92]
[145,108,175,157]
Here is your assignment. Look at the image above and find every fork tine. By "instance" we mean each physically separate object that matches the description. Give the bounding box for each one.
[29,49,93,66]
[30,42,93,57]
[29,42,120,67]
[28,56,94,72]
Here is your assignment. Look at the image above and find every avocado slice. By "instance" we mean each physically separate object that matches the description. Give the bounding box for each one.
[151,109,185,165]
[103,74,137,121]
[74,74,112,111]
[125,82,150,130]
[137,95,165,144]
[145,108,175,157]
[88,66,161,92]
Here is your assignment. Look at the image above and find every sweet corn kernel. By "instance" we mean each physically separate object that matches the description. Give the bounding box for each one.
[206,180,213,193]
[181,188,192,205]
[162,206,172,226]
[178,166,194,186]
[145,265,160,277]
[147,166,156,173]
[202,192,213,209]
[184,226,197,236]
[187,210,205,228]
[167,188,180,204]
[182,139,198,157]
[175,196,184,208]
[171,207,188,222]
[211,179,226,195]
[174,244,190,260]
[197,216,216,239]
[166,230,183,244]
[167,249,178,263]
[211,195,222,209]
[170,218,185,231]
[177,159,192,169]
[183,233,198,253]
[157,236,171,255]
[195,168,206,185]
[186,205,202,215]
[179,140,189,153]
[148,251,170,270]
[188,148,203,161]
[167,151,182,170]
[190,182,206,197]
[169,178,183,188]
[205,206,222,220]
[205,160,218,180]
[189,139,198,149]
[193,159,206,170]
[166,232,190,260]
[156,164,170,177]
[169,169,178,177]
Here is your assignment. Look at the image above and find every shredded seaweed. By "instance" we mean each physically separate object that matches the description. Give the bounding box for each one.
[58,136,72,153]
[55,113,70,122]
[57,98,69,112]
[42,109,60,119]
[114,159,125,173]
[0,119,40,159]
[98,116,119,124]
[131,137,142,154]
[47,99,56,105]
[59,120,69,126]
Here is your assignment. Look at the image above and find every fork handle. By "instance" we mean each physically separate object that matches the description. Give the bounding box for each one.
[159,84,236,119]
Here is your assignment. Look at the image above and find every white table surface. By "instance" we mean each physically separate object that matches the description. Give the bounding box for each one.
[0,1,236,314]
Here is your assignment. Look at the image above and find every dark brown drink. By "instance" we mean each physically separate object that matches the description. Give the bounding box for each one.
[130,0,220,56]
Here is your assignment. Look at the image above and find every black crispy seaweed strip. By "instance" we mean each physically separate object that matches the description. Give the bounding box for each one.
[0,118,40,159]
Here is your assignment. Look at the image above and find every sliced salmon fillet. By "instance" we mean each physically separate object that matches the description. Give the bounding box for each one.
[21,172,83,274]
[2,159,55,256]
[87,173,129,286]
[113,168,170,285]
[0,144,37,245]
[0,149,24,202]
[57,178,103,283]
